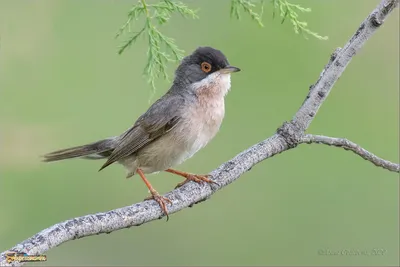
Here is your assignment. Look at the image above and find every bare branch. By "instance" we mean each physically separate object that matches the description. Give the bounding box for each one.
[293,0,399,133]
[1,0,398,265]
[301,134,400,173]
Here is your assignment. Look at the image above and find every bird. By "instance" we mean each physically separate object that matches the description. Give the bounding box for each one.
[43,46,241,219]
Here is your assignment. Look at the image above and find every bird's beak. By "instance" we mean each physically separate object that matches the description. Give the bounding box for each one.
[219,66,241,74]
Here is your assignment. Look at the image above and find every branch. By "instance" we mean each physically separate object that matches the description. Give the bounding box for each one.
[1,0,398,265]
[301,134,400,173]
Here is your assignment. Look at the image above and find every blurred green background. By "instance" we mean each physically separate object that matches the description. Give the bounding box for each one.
[0,0,399,266]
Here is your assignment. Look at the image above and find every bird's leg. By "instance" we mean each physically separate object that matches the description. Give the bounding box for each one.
[137,168,172,220]
[165,168,217,188]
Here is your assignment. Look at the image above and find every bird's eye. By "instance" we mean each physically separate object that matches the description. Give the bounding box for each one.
[201,62,212,73]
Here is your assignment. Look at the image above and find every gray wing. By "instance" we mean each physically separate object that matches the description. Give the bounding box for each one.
[99,93,185,171]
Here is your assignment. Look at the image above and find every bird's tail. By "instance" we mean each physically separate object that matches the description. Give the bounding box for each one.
[42,138,116,162]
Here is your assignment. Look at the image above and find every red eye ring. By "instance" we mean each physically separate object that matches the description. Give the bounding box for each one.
[201,62,212,73]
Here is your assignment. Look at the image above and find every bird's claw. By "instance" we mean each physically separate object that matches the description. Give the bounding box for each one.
[144,191,172,221]
[175,174,219,188]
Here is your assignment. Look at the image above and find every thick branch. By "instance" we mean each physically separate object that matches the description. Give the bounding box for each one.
[301,134,400,173]
[1,0,398,266]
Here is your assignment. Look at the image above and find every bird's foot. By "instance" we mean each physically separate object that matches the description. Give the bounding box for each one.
[144,190,172,220]
[165,169,218,188]
[137,168,172,220]
[175,173,216,188]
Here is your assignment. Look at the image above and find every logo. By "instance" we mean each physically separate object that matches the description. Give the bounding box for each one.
[5,251,47,263]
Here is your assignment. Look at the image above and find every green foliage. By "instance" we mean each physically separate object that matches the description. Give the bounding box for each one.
[116,0,197,90]
[116,0,327,90]
[271,0,328,40]
[231,0,265,27]
[231,0,327,40]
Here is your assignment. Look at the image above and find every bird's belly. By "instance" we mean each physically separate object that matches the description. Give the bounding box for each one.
[135,128,214,174]
[136,104,224,174]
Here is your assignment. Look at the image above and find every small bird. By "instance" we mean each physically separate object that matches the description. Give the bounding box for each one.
[43,46,240,218]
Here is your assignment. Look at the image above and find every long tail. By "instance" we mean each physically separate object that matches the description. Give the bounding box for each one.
[43,138,116,162]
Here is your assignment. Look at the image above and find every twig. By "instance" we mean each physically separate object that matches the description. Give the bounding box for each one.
[301,134,399,173]
[1,0,398,265]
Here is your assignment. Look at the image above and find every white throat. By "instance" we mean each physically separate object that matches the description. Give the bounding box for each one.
[191,72,231,97]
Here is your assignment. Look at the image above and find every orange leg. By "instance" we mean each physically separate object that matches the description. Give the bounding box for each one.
[165,169,217,188]
[137,168,172,220]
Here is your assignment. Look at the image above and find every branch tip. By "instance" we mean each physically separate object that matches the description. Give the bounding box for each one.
[301,135,400,173]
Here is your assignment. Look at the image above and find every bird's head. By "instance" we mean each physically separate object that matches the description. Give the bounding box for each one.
[173,46,240,96]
